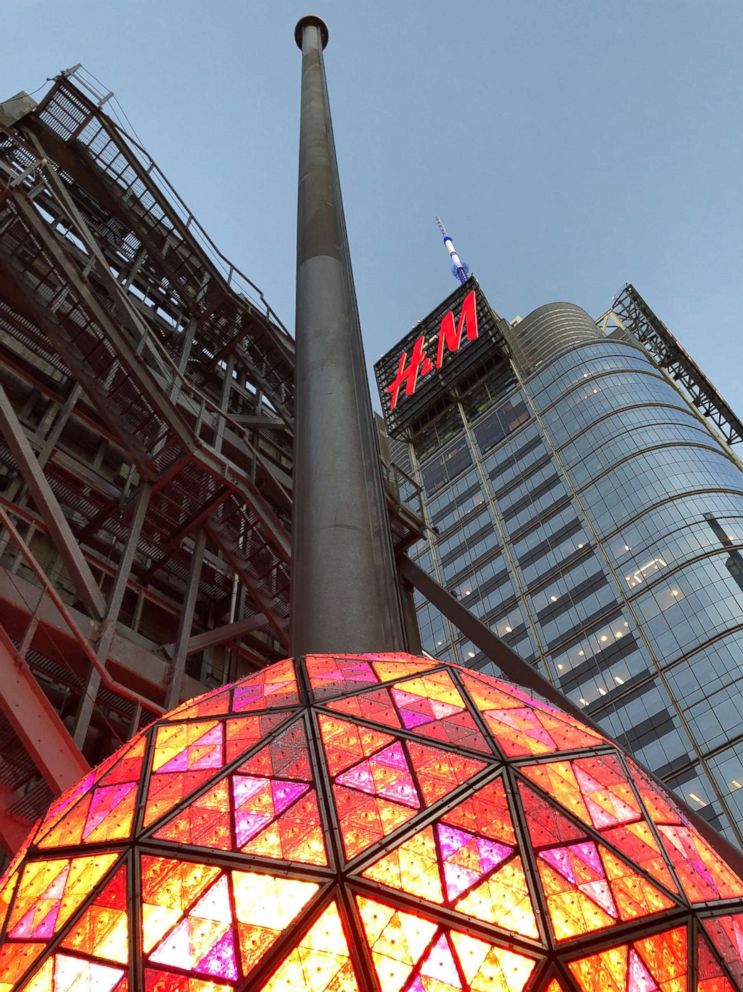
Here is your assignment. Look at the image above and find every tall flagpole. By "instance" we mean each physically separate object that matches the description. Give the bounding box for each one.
[291,16,406,655]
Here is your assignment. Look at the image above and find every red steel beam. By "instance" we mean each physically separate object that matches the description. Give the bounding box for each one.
[0,624,89,793]
[0,778,33,854]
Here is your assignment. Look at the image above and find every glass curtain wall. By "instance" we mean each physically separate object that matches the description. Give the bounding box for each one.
[396,336,743,848]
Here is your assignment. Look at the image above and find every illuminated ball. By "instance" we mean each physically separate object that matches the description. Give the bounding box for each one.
[1,654,742,992]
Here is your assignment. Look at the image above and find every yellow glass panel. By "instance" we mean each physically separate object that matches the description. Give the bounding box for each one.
[232,871,319,971]
[449,931,536,992]
[257,901,358,992]
[356,896,437,992]
[392,670,465,709]
[455,857,538,939]
[362,826,444,904]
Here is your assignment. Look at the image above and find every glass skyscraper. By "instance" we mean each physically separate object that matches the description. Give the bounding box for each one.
[377,283,743,849]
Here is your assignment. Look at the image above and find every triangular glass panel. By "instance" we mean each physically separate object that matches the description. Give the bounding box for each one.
[703,914,743,988]
[448,930,537,992]
[231,659,300,712]
[317,714,395,776]
[143,722,224,828]
[255,900,359,992]
[305,655,379,698]
[37,738,145,848]
[231,870,319,977]
[60,863,128,964]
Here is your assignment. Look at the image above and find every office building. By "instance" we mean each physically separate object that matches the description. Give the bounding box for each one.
[375,278,743,849]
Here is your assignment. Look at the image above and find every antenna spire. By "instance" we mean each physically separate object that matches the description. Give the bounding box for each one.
[435,216,469,285]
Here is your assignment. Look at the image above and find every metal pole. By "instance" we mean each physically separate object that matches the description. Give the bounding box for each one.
[292,15,405,654]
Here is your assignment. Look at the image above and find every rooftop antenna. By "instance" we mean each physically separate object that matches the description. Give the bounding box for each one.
[435,215,469,285]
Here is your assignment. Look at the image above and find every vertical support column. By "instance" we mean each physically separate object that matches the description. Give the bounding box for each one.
[292,16,405,655]
[0,384,106,619]
[73,483,151,748]
[165,528,207,709]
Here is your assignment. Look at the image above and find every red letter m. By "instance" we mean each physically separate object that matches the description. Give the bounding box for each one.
[435,289,478,368]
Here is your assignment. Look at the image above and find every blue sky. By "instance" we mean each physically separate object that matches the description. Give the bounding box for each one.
[3,0,742,414]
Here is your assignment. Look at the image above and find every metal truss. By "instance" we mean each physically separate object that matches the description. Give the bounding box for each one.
[602,284,743,447]
[0,68,298,851]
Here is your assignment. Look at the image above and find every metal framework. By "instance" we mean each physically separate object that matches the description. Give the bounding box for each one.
[0,653,742,992]
[602,283,743,446]
[0,67,297,848]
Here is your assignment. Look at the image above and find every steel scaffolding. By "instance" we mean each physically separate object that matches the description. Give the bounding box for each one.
[0,68,300,852]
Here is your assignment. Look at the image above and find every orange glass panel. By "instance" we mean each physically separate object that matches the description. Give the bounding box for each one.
[568,944,628,992]
[231,871,318,975]
[0,943,45,992]
[480,708,557,758]
[659,825,743,903]
[437,823,512,902]
[305,656,378,698]
[60,864,128,964]
[145,970,231,992]
[362,826,444,904]
[459,673,524,713]
[326,687,403,729]
[441,777,516,846]
[626,761,683,826]
[37,737,145,849]
[390,674,491,752]
[634,927,687,992]
[599,848,674,921]
[224,713,287,763]
[237,720,311,780]
[543,981,567,992]
[537,842,619,941]
[518,782,585,848]
[153,780,232,851]
[165,686,233,722]
[232,659,299,712]
[519,761,592,825]
[232,775,309,847]
[407,740,487,808]
[455,857,539,940]
[448,930,536,992]
[601,820,678,894]
[391,670,466,711]
[257,900,359,992]
[317,714,394,776]
[356,895,437,992]
[140,857,220,955]
[333,785,417,860]
[0,871,18,937]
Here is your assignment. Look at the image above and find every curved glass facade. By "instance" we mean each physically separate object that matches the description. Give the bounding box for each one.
[395,324,743,849]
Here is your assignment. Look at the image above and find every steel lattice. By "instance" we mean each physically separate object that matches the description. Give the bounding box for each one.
[0,654,742,992]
